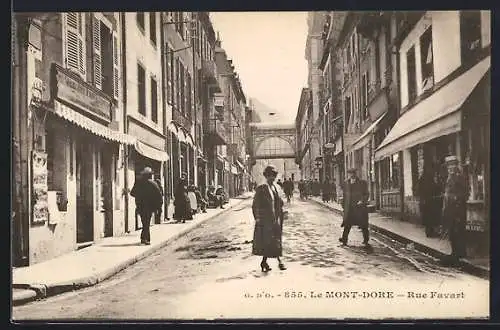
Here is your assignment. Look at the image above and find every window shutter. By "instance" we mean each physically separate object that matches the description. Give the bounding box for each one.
[64,13,81,75]
[112,32,119,99]
[92,14,102,90]
[78,14,86,77]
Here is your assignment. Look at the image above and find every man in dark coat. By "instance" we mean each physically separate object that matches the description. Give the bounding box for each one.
[130,167,163,245]
[339,168,370,247]
[441,155,468,266]
[252,165,286,272]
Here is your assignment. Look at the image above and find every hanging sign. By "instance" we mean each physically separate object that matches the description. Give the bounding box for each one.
[32,150,49,224]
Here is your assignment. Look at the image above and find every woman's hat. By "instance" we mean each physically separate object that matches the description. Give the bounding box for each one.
[263,165,278,177]
[141,167,153,175]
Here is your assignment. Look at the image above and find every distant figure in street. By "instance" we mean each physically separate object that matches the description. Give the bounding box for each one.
[130,167,163,245]
[298,179,305,200]
[441,155,467,266]
[173,172,192,223]
[331,179,337,202]
[252,165,286,272]
[207,184,223,209]
[339,168,370,247]
[187,184,198,215]
[312,179,321,197]
[195,186,208,213]
[215,185,226,208]
[283,178,294,203]
[276,179,283,188]
[322,178,332,203]
[418,165,441,238]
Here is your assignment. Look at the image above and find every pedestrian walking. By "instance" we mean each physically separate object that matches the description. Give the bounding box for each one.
[173,172,192,223]
[321,178,332,203]
[339,168,370,247]
[298,179,305,200]
[130,167,163,245]
[195,186,208,213]
[252,165,287,272]
[440,155,468,266]
[283,178,293,203]
[187,184,198,215]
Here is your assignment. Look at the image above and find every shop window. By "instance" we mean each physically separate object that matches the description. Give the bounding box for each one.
[149,13,157,46]
[406,46,417,103]
[460,11,482,64]
[151,76,158,123]
[391,153,400,189]
[137,63,146,116]
[420,26,434,92]
[180,62,185,115]
[136,13,145,31]
[464,127,487,201]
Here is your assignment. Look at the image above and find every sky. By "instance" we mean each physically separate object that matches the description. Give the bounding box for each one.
[210,12,309,125]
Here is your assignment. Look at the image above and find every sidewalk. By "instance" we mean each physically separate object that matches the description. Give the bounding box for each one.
[12,193,253,306]
[309,197,490,279]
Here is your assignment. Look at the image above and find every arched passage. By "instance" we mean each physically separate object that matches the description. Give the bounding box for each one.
[255,136,295,158]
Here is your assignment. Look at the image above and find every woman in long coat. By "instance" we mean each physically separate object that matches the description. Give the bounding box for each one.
[252,165,287,272]
[173,173,192,223]
[340,168,370,246]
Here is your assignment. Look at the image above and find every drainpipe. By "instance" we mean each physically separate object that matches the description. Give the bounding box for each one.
[120,12,129,232]
[159,13,169,220]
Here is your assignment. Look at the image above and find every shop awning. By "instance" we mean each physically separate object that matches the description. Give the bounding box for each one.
[351,112,387,151]
[168,121,186,143]
[374,56,490,161]
[134,140,169,162]
[52,101,136,145]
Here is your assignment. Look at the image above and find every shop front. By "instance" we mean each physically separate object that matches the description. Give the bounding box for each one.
[374,56,490,255]
[28,65,135,264]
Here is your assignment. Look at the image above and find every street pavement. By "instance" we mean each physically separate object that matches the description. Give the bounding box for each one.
[12,196,489,320]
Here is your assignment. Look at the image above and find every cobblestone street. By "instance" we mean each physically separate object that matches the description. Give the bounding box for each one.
[13,196,488,320]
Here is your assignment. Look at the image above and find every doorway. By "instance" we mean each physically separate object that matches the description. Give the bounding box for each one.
[100,145,113,237]
[76,140,94,244]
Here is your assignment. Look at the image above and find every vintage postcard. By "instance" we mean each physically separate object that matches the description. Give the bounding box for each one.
[11,10,490,320]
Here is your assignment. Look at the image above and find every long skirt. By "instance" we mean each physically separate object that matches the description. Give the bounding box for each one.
[252,221,282,257]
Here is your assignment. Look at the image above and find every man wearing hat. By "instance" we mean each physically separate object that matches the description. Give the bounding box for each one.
[339,167,370,247]
[130,167,163,245]
[252,165,287,272]
[441,155,468,265]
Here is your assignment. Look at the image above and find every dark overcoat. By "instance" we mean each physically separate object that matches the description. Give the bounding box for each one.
[252,184,284,257]
[442,171,467,256]
[173,179,192,220]
[341,178,369,228]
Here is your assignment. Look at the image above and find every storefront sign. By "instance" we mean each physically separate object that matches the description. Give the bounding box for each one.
[466,221,485,232]
[52,64,112,123]
[32,150,49,224]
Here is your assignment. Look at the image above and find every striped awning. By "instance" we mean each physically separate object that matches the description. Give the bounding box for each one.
[134,140,169,162]
[53,101,136,145]
[168,121,194,147]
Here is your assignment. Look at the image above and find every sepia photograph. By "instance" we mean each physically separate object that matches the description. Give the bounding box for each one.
[11,10,490,321]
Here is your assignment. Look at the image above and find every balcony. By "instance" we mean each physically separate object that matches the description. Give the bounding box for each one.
[202,59,221,93]
[206,118,227,146]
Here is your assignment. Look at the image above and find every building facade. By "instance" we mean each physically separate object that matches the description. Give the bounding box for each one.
[12,12,135,265]
[123,12,169,231]
[374,11,491,256]
[303,12,327,181]
[295,88,313,180]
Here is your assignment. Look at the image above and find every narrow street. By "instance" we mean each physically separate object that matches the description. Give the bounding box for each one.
[13,197,488,320]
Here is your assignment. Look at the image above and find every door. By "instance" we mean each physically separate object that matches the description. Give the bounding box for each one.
[76,141,94,243]
[100,146,113,237]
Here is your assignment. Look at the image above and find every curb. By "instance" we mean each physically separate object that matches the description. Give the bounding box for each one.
[14,195,252,306]
[310,198,489,280]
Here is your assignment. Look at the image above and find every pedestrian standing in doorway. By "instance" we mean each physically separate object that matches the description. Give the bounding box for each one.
[441,155,468,266]
[173,172,192,223]
[418,166,441,237]
[339,168,370,247]
[252,165,287,272]
[130,167,163,245]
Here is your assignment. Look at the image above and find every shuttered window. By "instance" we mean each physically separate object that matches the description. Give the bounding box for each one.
[166,45,173,105]
[151,76,158,123]
[138,63,146,116]
[149,12,157,45]
[112,33,119,99]
[63,13,86,78]
[92,14,102,89]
